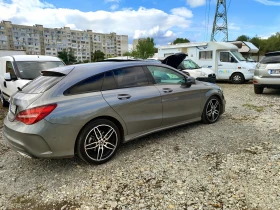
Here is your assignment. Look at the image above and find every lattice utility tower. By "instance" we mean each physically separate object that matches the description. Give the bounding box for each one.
[211,0,228,42]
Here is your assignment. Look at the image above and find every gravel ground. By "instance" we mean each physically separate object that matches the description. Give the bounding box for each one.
[0,83,280,210]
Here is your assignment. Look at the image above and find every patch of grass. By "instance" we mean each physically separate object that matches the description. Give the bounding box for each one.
[242,104,265,112]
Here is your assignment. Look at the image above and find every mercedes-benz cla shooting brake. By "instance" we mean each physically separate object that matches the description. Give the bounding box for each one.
[4,62,225,164]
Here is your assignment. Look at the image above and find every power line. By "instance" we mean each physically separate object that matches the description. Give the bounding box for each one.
[206,0,211,41]
[227,0,232,13]
[204,0,208,41]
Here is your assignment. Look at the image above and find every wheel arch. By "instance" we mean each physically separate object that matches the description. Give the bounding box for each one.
[230,72,245,83]
[201,90,224,115]
[74,115,125,155]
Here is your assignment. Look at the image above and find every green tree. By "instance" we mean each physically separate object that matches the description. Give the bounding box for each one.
[123,51,131,56]
[134,37,155,59]
[236,35,250,41]
[154,47,158,53]
[58,48,77,65]
[91,50,105,62]
[172,38,190,45]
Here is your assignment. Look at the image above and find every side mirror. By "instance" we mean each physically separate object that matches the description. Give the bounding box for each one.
[4,73,12,81]
[182,76,195,88]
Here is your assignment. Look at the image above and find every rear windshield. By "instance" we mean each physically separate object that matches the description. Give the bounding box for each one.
[260,55,280,64]
[22,76,63,94]
[16,61,65,79]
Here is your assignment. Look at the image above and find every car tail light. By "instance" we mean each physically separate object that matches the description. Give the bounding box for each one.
[16,104,57,125]
[253,80,258,84]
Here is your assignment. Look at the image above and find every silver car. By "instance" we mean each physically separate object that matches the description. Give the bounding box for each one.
[3,62,225,164]
[253,51,280,94]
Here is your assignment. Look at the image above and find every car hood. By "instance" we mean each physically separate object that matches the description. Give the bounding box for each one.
[161,53,187,69]
[198,67,215,74]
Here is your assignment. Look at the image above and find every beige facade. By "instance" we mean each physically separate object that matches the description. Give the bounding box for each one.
[0,20,128,61]
[132,39,139,51]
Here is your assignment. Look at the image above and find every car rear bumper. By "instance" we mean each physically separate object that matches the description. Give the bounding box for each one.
[253,76,280,87]
[3,117,80,159]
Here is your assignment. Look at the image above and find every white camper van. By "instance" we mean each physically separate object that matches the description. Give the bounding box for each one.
[0,55,65,107]
[158,42,256,84]
[229,41,259,62]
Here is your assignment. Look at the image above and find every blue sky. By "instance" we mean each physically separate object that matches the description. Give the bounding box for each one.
[1,0,280,47]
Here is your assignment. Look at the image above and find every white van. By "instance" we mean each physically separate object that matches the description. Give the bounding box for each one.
[160,53,216,83]
[158,42,256,84]
[0,55,65,106]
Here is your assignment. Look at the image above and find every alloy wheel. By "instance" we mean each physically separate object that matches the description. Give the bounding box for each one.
[205,98,220,123]
[84,124,118,161]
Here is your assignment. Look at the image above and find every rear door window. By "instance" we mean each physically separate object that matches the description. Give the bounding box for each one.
[102,71,118,91]
[64,73,104,95]
[112,66,148,88]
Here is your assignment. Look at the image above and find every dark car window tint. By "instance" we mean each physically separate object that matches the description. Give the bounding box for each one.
[102,71,117,91]
[260,55,280,64]
[64,73,104,95]
[22,76,63,94]
[147,66,184,84]
[113,67,148,88]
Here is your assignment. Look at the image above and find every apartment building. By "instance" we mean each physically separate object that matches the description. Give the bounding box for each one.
[0,20,128,61]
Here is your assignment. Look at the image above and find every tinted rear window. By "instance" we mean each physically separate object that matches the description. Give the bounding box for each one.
[22,76,63,94]
[16,61,65,79]
[260,55,280,64]
[64,73,104,95]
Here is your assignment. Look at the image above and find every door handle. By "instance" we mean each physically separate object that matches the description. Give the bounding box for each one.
[218,64,223,66]
[117,94,131,100]
[163,88,173,93]
[4,81,6,88]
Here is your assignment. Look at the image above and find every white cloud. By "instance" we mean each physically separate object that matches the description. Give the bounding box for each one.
[186,0,206,8]
[164,30,175,37]
[254,0,280,5]
[228,23,241,31]
[110,4,119,10]
[171,7,193,18]
[0,0,193,45]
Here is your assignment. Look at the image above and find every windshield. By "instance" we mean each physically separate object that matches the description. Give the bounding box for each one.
[181,59,200,69]
[231,51,246,61]
[16,61,65,79]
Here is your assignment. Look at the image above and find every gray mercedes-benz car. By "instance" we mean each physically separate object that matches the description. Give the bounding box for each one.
[3,61,225,164]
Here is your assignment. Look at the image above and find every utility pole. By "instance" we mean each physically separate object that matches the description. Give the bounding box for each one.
[211,0,228,42]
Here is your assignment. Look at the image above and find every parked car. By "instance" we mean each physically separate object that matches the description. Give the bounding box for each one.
[3,61,225,164]
[0,55,65,107]
[253,51,280,94]
[160,53,216,83]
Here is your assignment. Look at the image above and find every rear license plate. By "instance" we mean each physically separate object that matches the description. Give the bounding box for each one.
[269,69,280,74]
[9,103,17,114]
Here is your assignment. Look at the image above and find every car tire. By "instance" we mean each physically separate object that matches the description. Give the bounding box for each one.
[254,85,264,94]
[231,73,245,84]
[0,91,9,107]
[76,119,121,164]
[202,96,221,124]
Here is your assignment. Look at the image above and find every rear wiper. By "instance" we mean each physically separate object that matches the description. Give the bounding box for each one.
[17,87,22,91]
